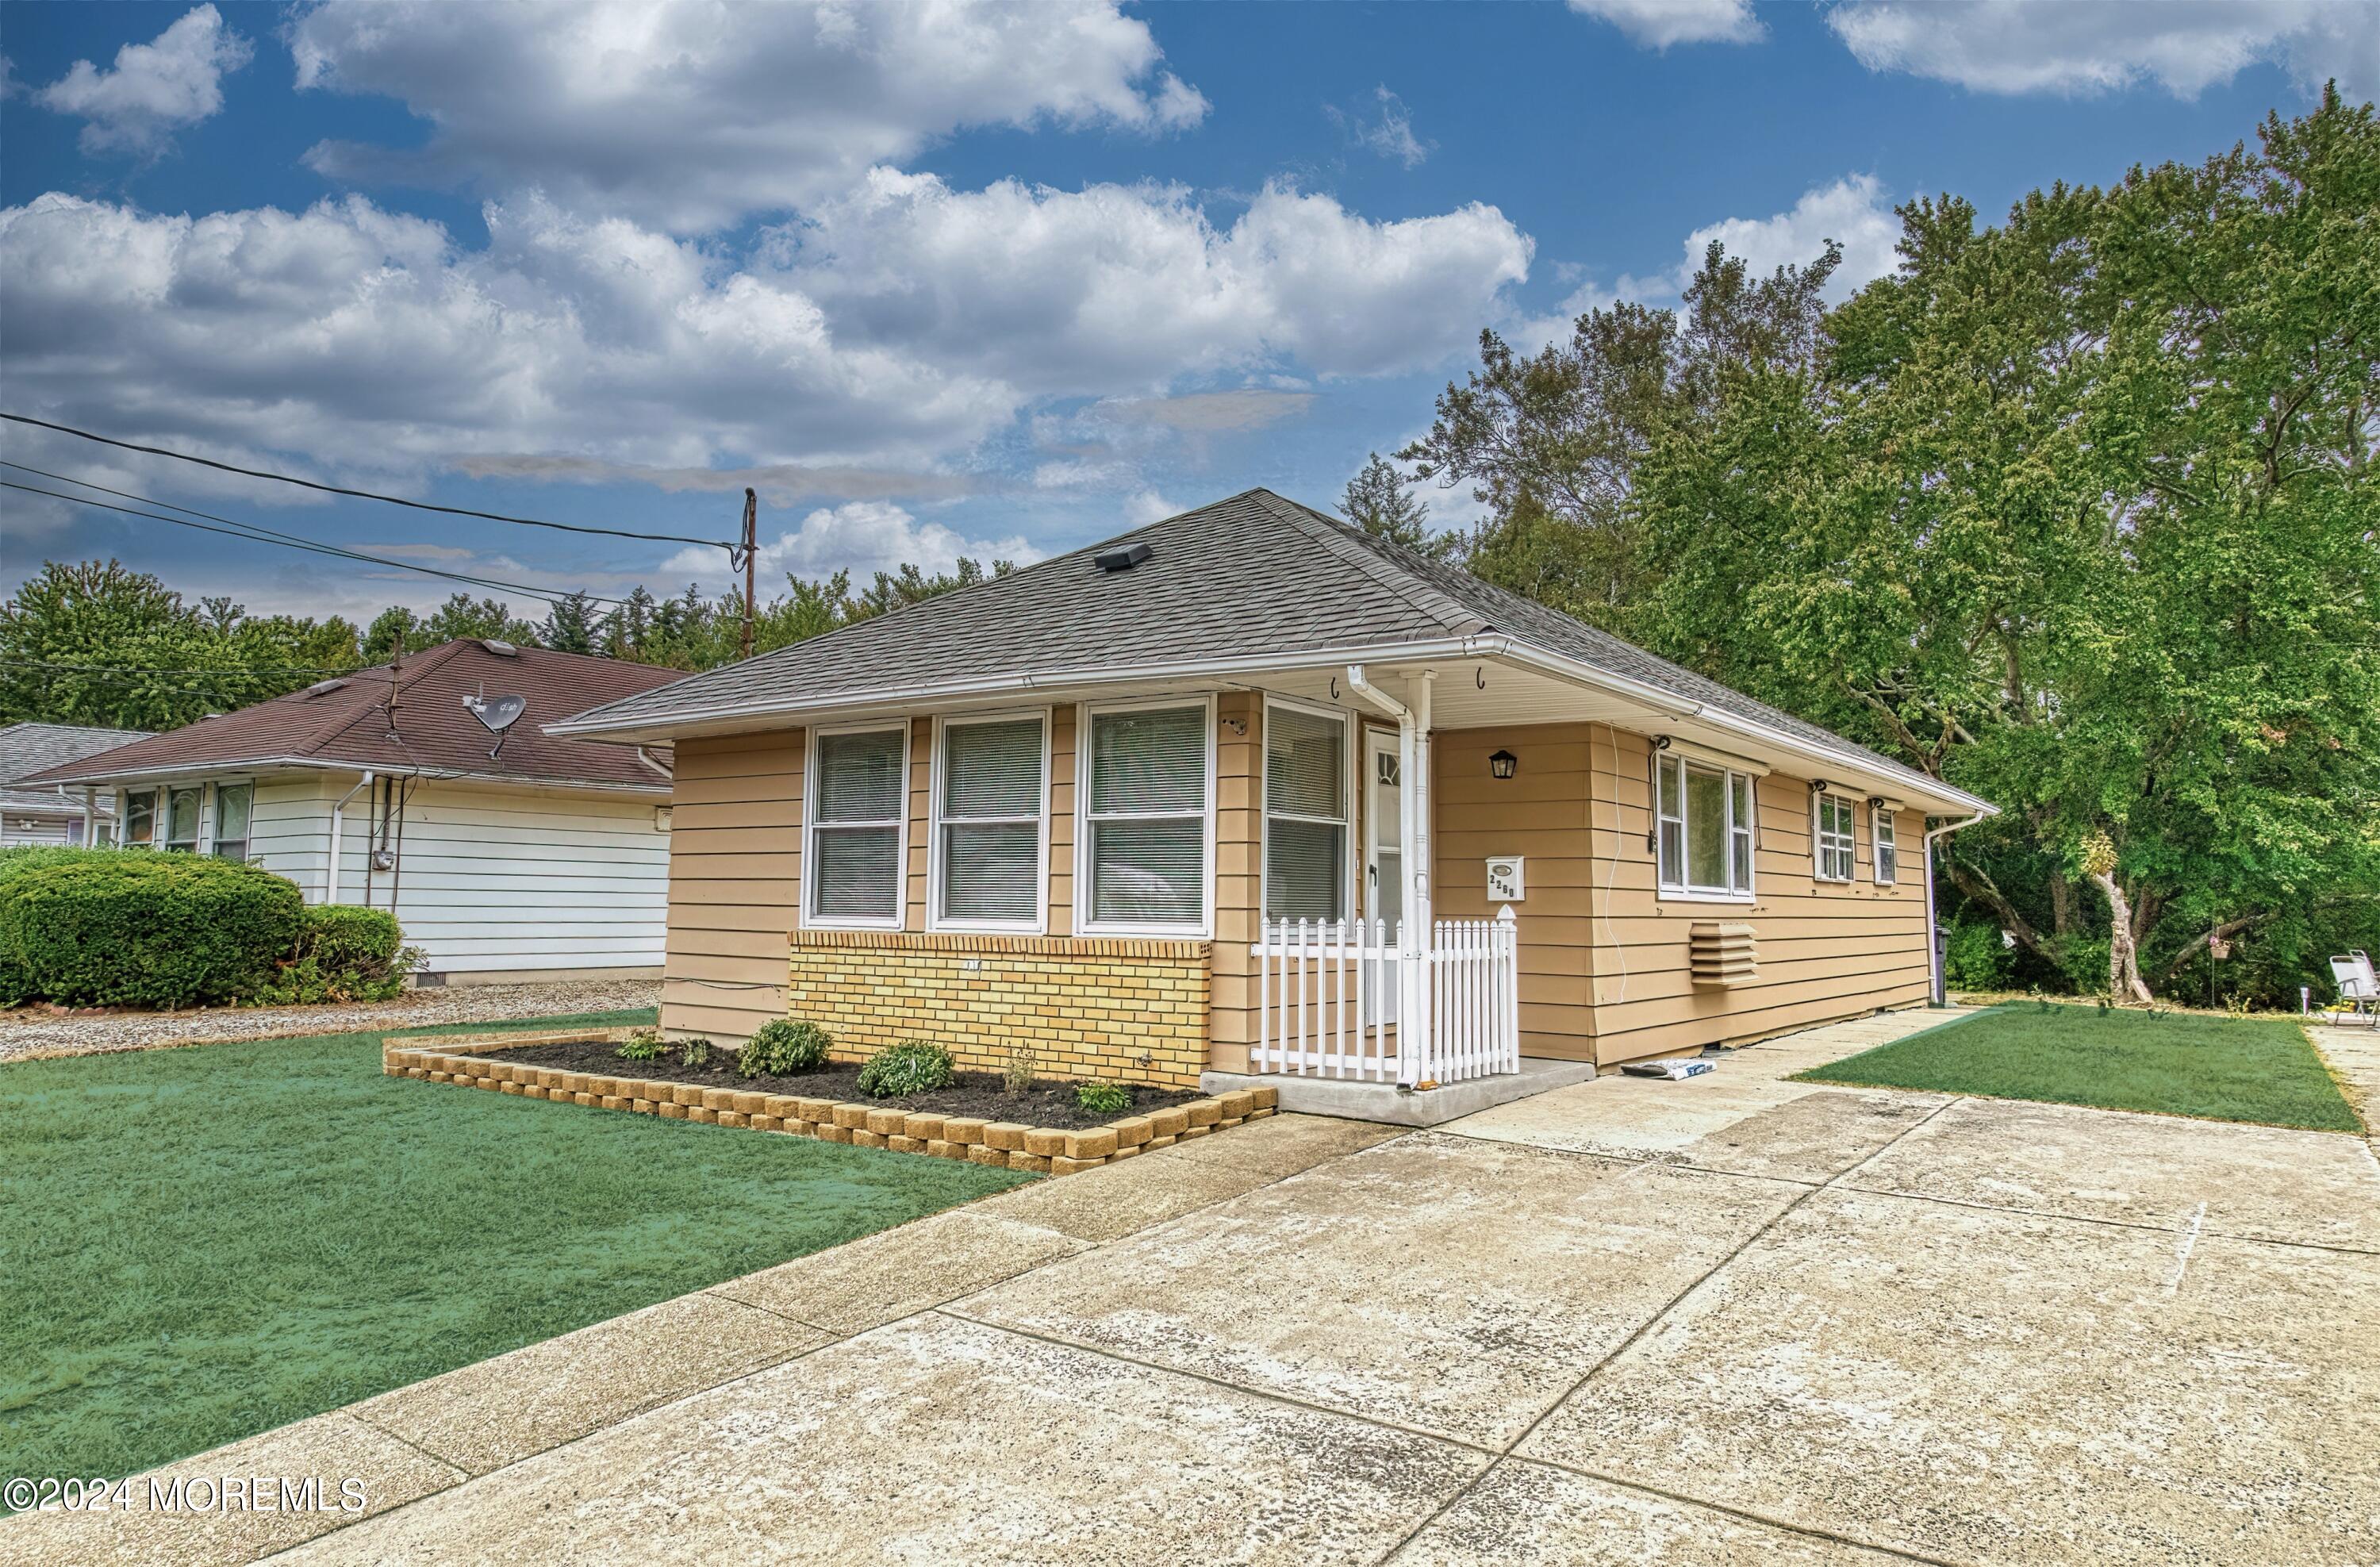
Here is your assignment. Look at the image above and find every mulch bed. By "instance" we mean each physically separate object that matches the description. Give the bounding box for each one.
[489,1038,1201,1131]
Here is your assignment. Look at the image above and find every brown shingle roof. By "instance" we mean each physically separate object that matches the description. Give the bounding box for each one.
[25,640,682,793]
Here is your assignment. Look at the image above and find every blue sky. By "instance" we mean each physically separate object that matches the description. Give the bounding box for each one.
[3,1,2370,629]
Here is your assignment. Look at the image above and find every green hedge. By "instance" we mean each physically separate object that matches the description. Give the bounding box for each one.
[0,849,305,1008]
[251,904,416,1005]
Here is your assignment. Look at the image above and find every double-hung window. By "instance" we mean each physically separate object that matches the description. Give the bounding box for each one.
[1871,803,1898,885]
[1263,702,1349,922]
[121,789,156,847]
[807,726,908,927]
[933,713,1046,930]
[210,782,253,862]
[1081,701,1211,932]
[1655,753,1754,897]
[163,787,203,852]
[1814,790,1856,882]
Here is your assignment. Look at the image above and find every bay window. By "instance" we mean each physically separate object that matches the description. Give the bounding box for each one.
[1080,701,1211,933]
[212,783,253,862]
[1263,702,1349,922]
[1872,803,1898,885]
[1655,753,1754,897]
[1814,790,1856,882]
[932,712,1046,929]
[806,725,908,927]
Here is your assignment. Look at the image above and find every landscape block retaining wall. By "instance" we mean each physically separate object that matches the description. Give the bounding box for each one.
[780,931,1212,1090]
[384,1027,1274,1177]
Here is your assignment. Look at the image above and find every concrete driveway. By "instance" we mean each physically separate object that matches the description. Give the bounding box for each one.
[11,1010,2378,1566]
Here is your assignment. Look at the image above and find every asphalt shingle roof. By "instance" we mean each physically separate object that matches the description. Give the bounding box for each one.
[561,489,1964,804]
[25,641,683,793]
[0,722,153,785]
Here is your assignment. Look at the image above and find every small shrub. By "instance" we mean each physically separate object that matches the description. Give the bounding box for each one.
[615,1028,666,1062]
[1941,918,2010,993]
[0,851,304,1008]
[250,904,422,1004]
[738,1018,831,1077]
[679,1037,713,1070]
[1074,1079,1131,1116]
[858,1039,954,1098]
[1001,1042,1036,1096]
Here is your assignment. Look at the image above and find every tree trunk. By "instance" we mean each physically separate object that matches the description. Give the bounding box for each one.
[2089,871,2154,1004]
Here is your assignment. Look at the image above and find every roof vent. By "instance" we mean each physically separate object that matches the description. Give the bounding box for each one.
[480,638,520,657]
[1095,542,1152,573]
[302,678,348,699]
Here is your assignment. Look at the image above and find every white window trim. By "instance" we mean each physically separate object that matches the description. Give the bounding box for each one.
[1073,693,1217,939]
[801,720,912,931]
[1653,751,1758,904]
[1871,801,1900,886]
[209,776,258,862]
[1813,789,1856,883]
[927,707,1050,935]
[162,781,208,854]
[120,786,159,847]
[1258,695,1358,927]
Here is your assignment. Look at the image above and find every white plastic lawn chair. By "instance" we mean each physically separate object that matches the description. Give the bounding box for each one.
[2330,952,2380,1028]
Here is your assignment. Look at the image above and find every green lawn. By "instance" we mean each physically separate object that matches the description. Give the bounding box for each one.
[1795,1003,2363,1132]
[0,1009,1032,1485]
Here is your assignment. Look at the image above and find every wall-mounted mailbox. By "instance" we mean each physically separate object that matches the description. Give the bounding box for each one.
[1486,855,1526,903]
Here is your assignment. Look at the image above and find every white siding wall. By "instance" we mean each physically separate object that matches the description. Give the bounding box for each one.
[323,778,668,976]
[0,816,78,847]
[251,775,338,897]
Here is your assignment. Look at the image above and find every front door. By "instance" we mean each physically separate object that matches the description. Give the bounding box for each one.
[1365,729,1402,1026]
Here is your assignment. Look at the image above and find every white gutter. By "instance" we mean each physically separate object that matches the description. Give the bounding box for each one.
[35,755,668,797]
[325,770,374,907]
[1923,808,1991,1005]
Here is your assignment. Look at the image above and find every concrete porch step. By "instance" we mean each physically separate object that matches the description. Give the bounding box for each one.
[1200,1057,1597,1127]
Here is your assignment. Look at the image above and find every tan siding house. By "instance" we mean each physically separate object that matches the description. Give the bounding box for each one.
[556,490,1993,1092]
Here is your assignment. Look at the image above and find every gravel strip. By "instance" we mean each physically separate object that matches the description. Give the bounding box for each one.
[0,979,662,1064]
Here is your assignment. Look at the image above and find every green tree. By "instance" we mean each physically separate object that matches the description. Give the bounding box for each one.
[1403,240,1840,631]
[421,593,539,647]
[1629,90,2380,1003]
[541,591,600,655]
[1337,452,1441,553]
[360,605,423,664]
[0,560,359,730]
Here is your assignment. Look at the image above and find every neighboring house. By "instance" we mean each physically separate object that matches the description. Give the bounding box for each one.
[27,639,685,986]
[553,490,1996,1089]
[0,722,154,846]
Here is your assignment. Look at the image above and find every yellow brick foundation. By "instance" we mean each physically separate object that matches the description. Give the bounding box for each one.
[784,930,1211,1089]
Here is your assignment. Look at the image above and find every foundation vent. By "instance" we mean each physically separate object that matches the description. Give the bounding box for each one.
[1689,923,1757,988]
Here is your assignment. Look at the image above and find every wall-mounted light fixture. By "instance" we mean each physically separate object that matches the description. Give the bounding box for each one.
[1809,779,1832,793]
[1489,748,1518,780]
[1651,735,1672,750]
[1221,716,1246,736]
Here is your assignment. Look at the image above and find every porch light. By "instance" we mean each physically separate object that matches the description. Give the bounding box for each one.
[1489,749,1518,780]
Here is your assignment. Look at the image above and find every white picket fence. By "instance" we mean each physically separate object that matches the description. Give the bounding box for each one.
[1250,908,1520,1086]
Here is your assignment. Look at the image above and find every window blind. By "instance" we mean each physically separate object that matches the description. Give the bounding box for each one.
[812,728,905,922]
[1085,705,1207,928]
[1264,706,1345,922]
[939,716,1042,924]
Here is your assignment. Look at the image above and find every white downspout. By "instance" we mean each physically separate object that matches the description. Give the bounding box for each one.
[1346,666,1430,1086]
[325,770,374,906]
[1924,809,1988,1005]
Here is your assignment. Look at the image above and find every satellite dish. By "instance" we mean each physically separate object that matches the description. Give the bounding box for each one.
[464,693,528,758]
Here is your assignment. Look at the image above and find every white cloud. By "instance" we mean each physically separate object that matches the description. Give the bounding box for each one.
[290,0,1209,232]
[33,4,251,155]
[658,501,1038,591]
[1567,0,1763,48]
[1329,86,1432,169]
[1123,490,1180,525]
[0,181,1527,499]
[1828,1,2377,102]
[1664,175,1901,302]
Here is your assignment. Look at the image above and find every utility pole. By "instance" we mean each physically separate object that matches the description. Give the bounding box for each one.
[741,486,758,662]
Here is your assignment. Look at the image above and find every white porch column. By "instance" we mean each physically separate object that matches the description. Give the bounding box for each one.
[1409,670,1434,1082]
[80,787,97,847]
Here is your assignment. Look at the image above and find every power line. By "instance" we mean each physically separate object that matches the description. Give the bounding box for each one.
[2,471,631,608]
[0,412,739,554]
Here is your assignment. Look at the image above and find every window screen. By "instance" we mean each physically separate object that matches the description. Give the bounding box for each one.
[212,783,252,863]
[122,789,155,847]
[1264,705,1346,921]
[1085,705,1207,928]
[1656,754,1755,897]
[938,716,1042,924]
[810,728,905,922]
[1872,805,1898,884]
[1815,792,1856,881]
[164,787,202,851]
